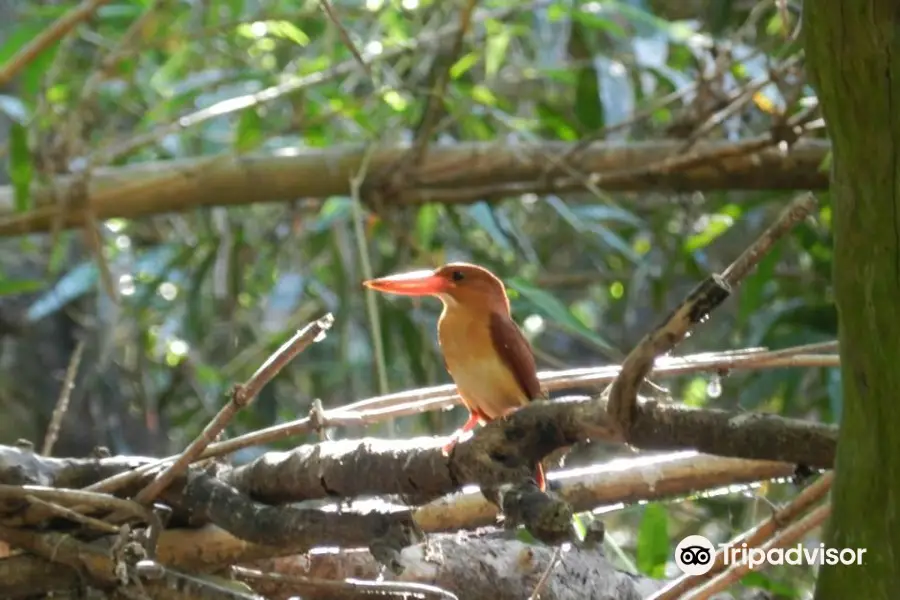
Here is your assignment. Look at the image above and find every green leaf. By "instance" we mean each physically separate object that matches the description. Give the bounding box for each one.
[186,244,218,341]
[311,197,353,232]
[469,84,498,106]
[571,512,589,542]
[516,527,539,545]
[508,277,619,355]
[0,25,60,97]
[449,53,479,79]
[574,66,604,130]
[149,47,190,97]
[604,1,694,42]
[636,504,669,578]
[415,205,441,251]
[0,278,43,296]
[536,102,579,140]
[739,571,799,597]
[264,20,311,46]
[234,108,264,152]
[683,214,734,252]
[484,28,510,80]
[546,199,641,264]
[738,245,781,327]
[7,123,33,213]
[571,8,627,37]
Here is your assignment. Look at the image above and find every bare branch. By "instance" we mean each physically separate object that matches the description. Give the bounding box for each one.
[415,452,798,534]
[225,394,836,507]
[607,193,819,435]
[83,343,837,497]
[232,566,460,600]
[0,529,662,600]
[41,340,85,456]
[131,314,334,506]
[406,0,479,168]
[317,0,373,81]
[0,484,161,543]
[0,0,112,86]
[0,140,830,237]
[171,470,418,554]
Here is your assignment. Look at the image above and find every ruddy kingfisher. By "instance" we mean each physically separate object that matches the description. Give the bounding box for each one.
[363,262,547,491]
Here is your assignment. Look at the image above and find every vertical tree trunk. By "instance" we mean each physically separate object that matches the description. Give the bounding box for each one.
[804,2,900,598]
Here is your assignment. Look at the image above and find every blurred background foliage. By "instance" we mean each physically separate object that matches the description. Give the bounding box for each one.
[0,0,831,594]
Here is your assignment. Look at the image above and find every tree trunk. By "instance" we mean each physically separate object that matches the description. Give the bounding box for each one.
[804,2,900,598]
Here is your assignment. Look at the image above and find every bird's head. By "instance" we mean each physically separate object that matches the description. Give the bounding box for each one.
[363,262,510,313]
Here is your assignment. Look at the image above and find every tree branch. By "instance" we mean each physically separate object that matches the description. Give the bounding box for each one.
[225,393,836,507]
[0,140,830,237]
[132,314,334,506]
[0,0,112,86]
[607,193,819,436]
[257,535,665,600]
[174,470,418,555]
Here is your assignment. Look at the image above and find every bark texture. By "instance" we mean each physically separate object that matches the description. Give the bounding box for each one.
[0,140,830,236]
[805,2,900,598]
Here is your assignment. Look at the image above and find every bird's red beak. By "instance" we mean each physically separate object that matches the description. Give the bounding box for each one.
[363,269,450,296]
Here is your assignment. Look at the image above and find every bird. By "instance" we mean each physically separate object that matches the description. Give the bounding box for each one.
[363,262,547,491]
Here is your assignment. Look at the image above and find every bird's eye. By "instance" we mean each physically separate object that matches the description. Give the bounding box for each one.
[450,270,465,282]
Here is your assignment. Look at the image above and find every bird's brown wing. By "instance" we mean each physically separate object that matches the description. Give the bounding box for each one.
[489,311,544,401]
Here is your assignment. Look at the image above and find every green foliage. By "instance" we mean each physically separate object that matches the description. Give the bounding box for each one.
[6,123,32,213]
[636,504,670,578]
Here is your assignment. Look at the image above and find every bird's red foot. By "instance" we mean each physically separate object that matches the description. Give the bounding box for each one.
[441,437,459,457]
[441,410,485,456]
[535,463,546,492]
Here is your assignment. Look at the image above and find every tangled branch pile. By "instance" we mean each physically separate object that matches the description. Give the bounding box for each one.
[0,194,840,600]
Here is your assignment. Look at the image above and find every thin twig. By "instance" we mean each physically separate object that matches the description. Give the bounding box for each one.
[0,484,160,533]
[318,0,374,82]
[407,0,479,168]
[79,0,168,104]
[84,343,838,495]
[555,83,696,168]
[528,546,564,600]
[680,54,804,152]
[130,314,334,505]
[41,340,85,456]
[607,193,819,435]
[22,495,120,534]
[721,193,819,286]
[0,0,112,86]
[233,566,459,600]
[351,146,392,423]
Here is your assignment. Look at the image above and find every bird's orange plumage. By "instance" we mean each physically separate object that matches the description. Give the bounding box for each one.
[363,262,546,491]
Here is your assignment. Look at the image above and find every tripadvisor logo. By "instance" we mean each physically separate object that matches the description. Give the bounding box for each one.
[674,534,867,575]
[675,535,716,575]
